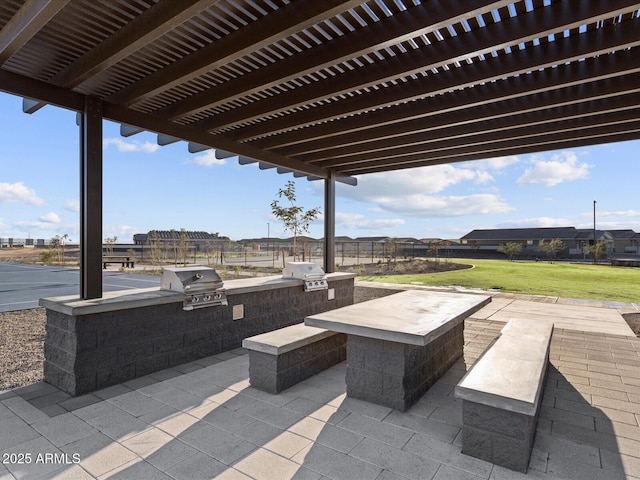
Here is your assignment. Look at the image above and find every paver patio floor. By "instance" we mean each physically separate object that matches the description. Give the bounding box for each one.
[1,297,639,479]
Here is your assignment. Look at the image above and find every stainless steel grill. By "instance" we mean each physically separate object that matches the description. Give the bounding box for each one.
[160,266,227,311]
[282,262,328,292]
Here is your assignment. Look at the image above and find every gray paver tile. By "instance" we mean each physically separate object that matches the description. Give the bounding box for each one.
[383,410,460,444]
[0,416,41,451]
[95,458,172,479]
[546,451,615,480]
[593,395,640,415]
[83,408,152,442]
[234,418,284,445]
[349,437,440,480]
[263,431,312,459]
[337,413,413,449]
[534,431,601,467]
[238,399,305,429]
[92,384,133,400]
[163,451,228,480]
[58,394,102,412]
[234,447,304,479]
[0,436,67,480]
[284,397,350,425]
[2,396,50,425]
[31,413,97,447]
[12,382,60,401]
[46,465,95,479]
[601,448,640,479]
[121,428,200,471]
[106,391,168,417]
[190,403,254,433]
[550,419,618,451]
[148,386,203,411]
[403,432,493,479]
[178,423,256,465]
[433,464,486,480]
[292,443,382,480]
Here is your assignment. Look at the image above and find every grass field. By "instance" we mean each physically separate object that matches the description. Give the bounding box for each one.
[359,259,640,303]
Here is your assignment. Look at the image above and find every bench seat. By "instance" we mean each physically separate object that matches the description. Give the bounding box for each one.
[243,323,346,394]
[454,318,553,473]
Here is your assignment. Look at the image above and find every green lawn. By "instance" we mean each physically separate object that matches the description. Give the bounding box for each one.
[359,259,640,303]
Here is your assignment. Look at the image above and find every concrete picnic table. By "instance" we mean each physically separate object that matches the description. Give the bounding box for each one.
[305,289,491,411]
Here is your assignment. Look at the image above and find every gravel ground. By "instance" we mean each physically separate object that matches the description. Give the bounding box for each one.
[0,308,45,391]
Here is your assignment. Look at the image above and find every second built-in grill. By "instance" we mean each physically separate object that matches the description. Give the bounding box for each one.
[161,266,227,310]
[282,262,328,292]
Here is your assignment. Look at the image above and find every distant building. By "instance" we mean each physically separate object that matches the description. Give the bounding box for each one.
[134,230,229,253]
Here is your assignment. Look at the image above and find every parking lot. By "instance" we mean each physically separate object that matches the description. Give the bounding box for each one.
[0,263,160,312]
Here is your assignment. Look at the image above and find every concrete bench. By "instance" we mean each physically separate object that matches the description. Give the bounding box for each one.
[454,318,553,473]
[102,256,134,269]
[242,323,347,394]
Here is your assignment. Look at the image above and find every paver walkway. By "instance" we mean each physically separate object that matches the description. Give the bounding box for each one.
[1,304,639,479]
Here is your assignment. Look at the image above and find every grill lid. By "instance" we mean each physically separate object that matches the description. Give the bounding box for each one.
[160,266,227,310]
[282,262,328,292]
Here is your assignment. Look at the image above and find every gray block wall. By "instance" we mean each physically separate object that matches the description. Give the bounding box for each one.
[44,277,354,396]
[247,333,347,394]
[345,321,463,411]
[461,400,539,473]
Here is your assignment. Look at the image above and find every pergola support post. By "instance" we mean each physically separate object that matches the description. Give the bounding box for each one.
[324,169,336,273]
[79,96,103,299]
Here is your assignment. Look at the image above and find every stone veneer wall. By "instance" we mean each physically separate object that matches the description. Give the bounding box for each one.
[247,333,347,394]
[345,321,463,411]
[44,277,354,396]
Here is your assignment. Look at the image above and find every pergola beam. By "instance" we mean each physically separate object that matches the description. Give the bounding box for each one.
[345,123,640,175]
[0,0,70,66]
[51,0,217,89]
[316,106,640,169]
[299,75,640,164]
[107,0,364,107]
[265,47,640,157]
[159,0,514,121]
[234,18,640,144]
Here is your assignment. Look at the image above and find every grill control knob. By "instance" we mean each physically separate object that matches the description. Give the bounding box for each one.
[192,297,199,303]
[203,295,211,301]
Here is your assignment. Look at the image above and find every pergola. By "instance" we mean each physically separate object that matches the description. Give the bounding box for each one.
[1,0,639,299]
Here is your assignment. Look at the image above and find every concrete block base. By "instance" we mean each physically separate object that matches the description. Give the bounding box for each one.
[461,400,539,473]
[345,322,463,411]
[248,333,347,393]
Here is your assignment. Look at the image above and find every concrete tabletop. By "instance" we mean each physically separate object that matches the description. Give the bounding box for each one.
[305,290,491,346]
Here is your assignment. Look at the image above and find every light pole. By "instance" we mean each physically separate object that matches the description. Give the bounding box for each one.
[593,200,597,264]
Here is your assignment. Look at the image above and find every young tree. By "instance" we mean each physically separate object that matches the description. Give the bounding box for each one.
[538,238,565,263]
[104,235,117,257]
[497,242,522,261]
[590,239,608,263]
[271,180,320,261]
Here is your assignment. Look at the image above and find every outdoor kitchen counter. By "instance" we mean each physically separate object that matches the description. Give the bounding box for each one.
[39,272,355,396]
[39,272,356,315]
[305,290,491,411]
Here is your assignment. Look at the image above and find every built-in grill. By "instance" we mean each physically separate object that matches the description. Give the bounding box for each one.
[282,262,328,292]
[160,266,227,311]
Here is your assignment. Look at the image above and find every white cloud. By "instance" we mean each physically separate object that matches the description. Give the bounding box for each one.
[0,182,45,206]
[517,152,591,186]
[39,212,61,224]
[336,212,405,231]
[378,193,514,218]
[464,156,520,170]
[64,199,80,212]
[103,137,160,153]
[193,150,226,167]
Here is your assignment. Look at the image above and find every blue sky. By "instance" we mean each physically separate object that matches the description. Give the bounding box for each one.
[1,91,639,243]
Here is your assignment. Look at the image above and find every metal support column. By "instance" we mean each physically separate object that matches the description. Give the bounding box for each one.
[79,96,103,299]
[324,169,336,273]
